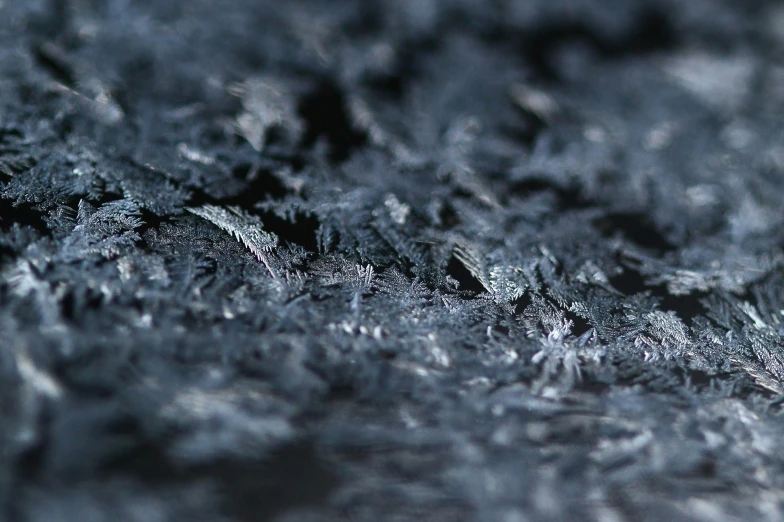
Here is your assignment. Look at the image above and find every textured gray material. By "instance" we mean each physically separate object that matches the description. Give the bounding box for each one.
[2,1,784,520]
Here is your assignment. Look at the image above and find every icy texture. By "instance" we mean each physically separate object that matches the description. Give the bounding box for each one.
[2,0,784,520]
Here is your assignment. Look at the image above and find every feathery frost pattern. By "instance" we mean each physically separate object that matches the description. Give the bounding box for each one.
[187,204,279,277]
[1,1,784,520]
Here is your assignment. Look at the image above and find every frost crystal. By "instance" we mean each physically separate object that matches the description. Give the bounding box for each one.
[1,1,783,520]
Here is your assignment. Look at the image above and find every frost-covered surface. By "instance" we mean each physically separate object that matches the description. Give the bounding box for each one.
[2,1,784,520]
